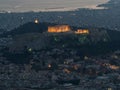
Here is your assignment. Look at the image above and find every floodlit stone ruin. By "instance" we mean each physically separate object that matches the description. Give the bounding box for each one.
[48,25,71,33]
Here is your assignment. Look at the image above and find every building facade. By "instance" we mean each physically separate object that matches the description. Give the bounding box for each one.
[75,29,89,34]
[48,25,71,33]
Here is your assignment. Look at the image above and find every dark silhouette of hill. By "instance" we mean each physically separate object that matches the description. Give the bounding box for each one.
[1,22,120,42]
[2,22,57,36]
[1,22,120,64]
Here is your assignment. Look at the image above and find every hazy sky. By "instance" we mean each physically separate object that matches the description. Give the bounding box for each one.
[0,0,109,12]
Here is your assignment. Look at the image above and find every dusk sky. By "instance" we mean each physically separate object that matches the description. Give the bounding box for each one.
[0,0,109,12]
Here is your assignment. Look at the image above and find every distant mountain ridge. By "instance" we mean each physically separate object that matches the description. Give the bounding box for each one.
[98,0,120,9]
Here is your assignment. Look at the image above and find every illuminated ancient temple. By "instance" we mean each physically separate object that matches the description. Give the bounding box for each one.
[48,25,71,33]
[75,29,89,34]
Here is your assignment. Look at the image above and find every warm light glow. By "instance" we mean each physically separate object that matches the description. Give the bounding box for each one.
[75,29,89,34]
[34,19,39,24]
[109,65,119,70]
[104,63,119,70]
[63,68,71,74]
[48,25,71,33]
[48,64,51,68]
[73,65,78,70]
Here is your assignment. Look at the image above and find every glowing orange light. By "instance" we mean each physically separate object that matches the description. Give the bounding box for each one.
[48,25,71,33]
[109,65,119,70]
[48,64,51,68]
[34,19,39,24]
[63,68,71,74]
[75,29,89,34]
[74,65,78,70]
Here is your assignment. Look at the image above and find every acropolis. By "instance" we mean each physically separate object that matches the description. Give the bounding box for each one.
[48,25,71,33]
[75,29,89,34]
[48,25,89,35]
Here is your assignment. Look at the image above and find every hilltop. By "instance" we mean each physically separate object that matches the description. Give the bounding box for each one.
[1,22,120,55]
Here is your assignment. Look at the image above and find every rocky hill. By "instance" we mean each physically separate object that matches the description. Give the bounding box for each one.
[0,22,120,64]
[1,22,119,53]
